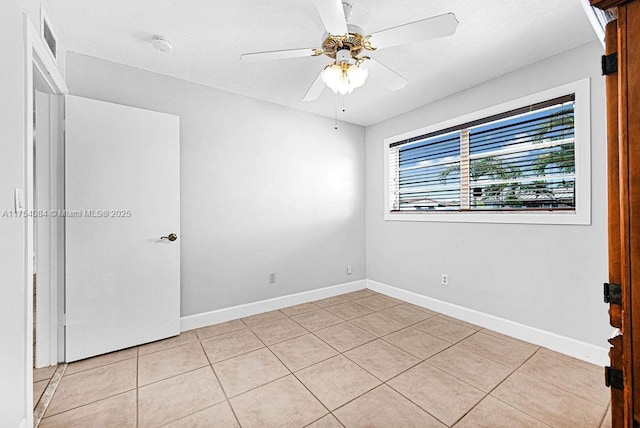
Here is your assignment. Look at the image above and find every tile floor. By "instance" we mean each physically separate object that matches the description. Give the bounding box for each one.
[36,289,611,427]
[34,365,58,409]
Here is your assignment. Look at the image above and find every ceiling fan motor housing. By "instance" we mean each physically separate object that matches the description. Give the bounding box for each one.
[320,24,368,61]
[336,49,353,64]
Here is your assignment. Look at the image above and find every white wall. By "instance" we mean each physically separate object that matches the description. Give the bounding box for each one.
[65,53,366,317]
[0,3,30,424]
[365,40,610,348]
[0,1,66,425]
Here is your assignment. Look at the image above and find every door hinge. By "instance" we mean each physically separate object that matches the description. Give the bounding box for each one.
[602,53,618,75]
[604,282,622,305]
[605,366,624,390]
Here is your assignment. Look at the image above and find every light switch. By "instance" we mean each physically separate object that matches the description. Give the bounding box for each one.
[14,188,25,211]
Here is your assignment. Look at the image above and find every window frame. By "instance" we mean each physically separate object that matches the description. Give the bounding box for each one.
[383,79,591,225]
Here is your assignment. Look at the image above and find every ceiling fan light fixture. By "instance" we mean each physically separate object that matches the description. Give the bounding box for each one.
[321,63,342,85]
[322,63,348,94]
[347,64,368,88]
[321,61,368,95]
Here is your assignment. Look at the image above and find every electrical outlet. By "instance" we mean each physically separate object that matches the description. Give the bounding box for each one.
[269,272,276,284]
[441,274,449,286]
[347,264,353,275]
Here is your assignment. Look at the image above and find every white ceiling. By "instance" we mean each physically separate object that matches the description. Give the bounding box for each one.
[47,0,597,126]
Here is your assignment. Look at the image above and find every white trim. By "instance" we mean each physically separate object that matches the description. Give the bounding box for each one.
[34,94,65,368]
[366,279,608,366]
[580,0,608,49]
[383,79,592,225]
[34,90,52,369]
[180,280,367,331]
[24,13,68,427]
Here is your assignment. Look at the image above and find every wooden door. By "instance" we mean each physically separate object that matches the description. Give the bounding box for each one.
[604,17,625,428]
[593,0,640,426]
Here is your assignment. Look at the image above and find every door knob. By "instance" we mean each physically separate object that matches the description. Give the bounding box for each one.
[161,233,177,241]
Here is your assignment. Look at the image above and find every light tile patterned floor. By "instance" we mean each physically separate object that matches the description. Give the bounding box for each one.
[36,289,612,427]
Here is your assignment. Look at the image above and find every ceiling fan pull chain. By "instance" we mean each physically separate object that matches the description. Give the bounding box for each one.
[334,92,339,130]
[342,95,346,113]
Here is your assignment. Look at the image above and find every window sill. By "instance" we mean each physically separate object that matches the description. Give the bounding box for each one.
[384,210,590,225]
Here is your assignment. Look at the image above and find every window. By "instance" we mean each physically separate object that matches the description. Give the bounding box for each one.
[384,80,591,224]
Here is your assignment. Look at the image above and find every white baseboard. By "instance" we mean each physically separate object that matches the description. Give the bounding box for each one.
[181,279,367,332]
[367,279,609,366]
[180,277,608,366]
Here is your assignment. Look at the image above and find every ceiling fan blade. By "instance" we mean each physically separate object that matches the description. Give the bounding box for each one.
[367,13,459,50]
[366,59,408,91]
[303,71,326,102]
[314,0,348,35]
[241,48,320,63]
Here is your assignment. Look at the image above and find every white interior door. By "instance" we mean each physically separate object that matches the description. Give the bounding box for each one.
[65,95,180,362]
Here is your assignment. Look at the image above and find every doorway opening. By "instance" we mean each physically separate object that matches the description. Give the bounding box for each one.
[32,78,65,417]
[24,13,68,427]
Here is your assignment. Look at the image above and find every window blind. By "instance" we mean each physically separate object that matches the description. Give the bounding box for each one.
[389,94,576,213]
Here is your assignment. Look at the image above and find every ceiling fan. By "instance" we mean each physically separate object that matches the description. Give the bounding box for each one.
[240,0,459,101]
